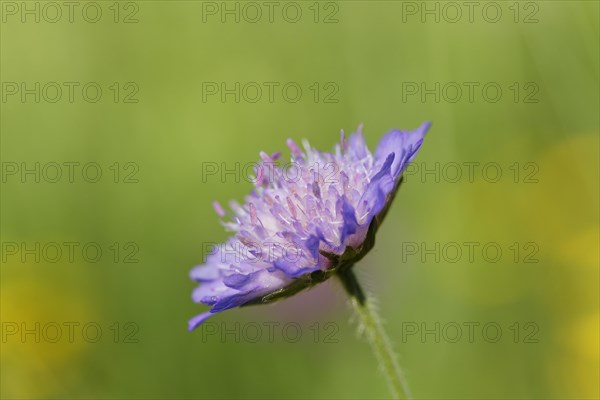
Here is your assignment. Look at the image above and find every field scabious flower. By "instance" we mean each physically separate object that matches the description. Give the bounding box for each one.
[189,122,430,331]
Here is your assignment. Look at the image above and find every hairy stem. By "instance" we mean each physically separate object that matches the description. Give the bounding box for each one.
[338,268,411,400]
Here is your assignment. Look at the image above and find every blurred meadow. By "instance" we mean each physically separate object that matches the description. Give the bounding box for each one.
[1,0,599,399]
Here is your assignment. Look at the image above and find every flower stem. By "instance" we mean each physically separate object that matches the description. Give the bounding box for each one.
[338,268,412,400]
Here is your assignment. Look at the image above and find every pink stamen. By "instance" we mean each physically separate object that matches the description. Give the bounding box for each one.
[356,123,364,136]
[249,203,258,225]
[286,197,297,219]
[212,201,225,217]
[259,151,271,162]
[254,163,267,186]
[286,138,301,156]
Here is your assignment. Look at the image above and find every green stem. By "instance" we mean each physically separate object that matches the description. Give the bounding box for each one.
[338,268,411,400]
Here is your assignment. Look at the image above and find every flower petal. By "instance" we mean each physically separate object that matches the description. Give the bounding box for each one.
[273,259,321,277]
[188,312,213,331]
[357,153,396,224]
[189,123,430,330]
[340,197,359,243]
[211,269,292,312]
[346,125,370,160]
[190,264,220,282]
[374,121,430,178]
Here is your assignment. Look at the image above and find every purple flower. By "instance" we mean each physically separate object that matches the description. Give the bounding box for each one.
[189,122,430,331]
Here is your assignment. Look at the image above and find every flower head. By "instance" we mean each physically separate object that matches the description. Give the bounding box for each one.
[189,122,430,330]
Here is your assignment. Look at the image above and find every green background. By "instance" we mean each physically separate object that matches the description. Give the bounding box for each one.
[1,1,598,398]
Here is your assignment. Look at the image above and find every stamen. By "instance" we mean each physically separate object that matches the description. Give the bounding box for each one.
[356,123,364,136]
[212,201,225,217]
[312,181,321,199]
[286,139,301,156]
[286,197,297,219]
[249,203,258,225]
[259,151,271,162]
